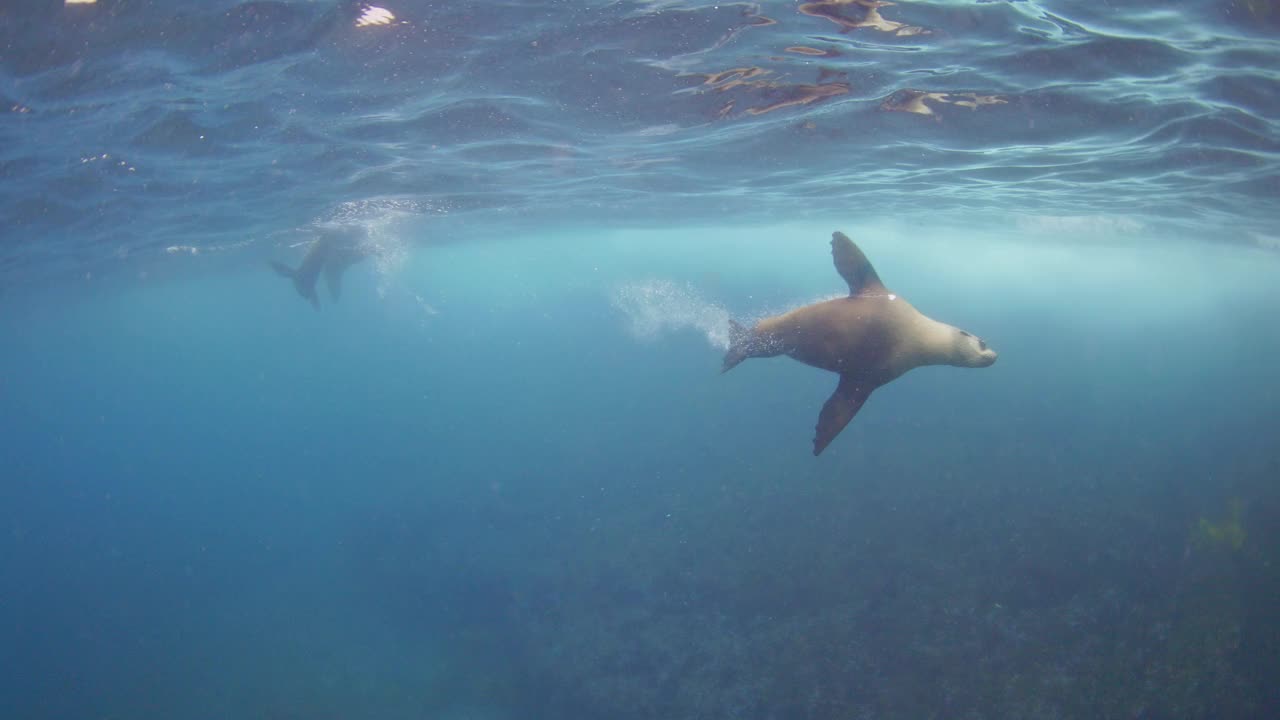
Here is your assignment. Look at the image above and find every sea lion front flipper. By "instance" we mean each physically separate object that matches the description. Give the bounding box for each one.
[813,374,874,456]
[831,231,886,296]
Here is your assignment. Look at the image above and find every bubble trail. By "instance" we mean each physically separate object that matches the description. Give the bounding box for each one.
[611,279,731,351]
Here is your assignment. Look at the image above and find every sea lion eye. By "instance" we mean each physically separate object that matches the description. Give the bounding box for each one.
[978,339,988,350]
[960,330,972,338]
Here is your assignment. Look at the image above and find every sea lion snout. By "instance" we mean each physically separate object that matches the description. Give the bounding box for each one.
[975,335,996,363]
[955,329,997,368]
[975,336,997,366]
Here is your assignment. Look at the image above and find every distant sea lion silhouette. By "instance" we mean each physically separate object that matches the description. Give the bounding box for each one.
[723,231,997,455]
[270,227,370,309]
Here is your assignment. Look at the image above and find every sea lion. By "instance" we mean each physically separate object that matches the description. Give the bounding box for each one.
[723,231,997,455]
[269,227,370,309]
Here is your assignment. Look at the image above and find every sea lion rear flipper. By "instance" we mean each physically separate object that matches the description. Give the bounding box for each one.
[831,231,886,296]
[270,260,320,309]
[269,261,296,279]
[721,319,752,373]
[813,374,874,456]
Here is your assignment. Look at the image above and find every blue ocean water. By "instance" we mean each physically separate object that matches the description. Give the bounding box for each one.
[2,2,1279,719]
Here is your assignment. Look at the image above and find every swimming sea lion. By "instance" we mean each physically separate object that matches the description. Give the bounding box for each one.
[723,231,997,455]
[270,227,370,309]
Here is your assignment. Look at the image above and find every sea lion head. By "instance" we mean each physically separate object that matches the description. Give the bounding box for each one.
[950,328,998,368]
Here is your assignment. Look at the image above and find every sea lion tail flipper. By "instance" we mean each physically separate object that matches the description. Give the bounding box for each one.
[269,260,296,279]
[813,375,874,456]
[269,260,321,310]
[721,319,752,373]
[831,231,886,296]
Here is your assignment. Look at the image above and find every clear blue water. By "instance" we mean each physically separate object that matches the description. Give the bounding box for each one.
[2,2,1279,719]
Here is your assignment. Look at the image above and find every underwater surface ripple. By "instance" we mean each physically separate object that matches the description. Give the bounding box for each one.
[3,4,1280,719]
[1,0,1278,282]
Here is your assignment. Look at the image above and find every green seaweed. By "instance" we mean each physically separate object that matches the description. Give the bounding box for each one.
[1193,498,1246,552]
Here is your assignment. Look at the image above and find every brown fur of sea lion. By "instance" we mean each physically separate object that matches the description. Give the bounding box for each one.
[723,231,997,455]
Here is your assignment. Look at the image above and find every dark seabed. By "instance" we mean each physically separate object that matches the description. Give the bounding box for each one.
[2,2,1279,719]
